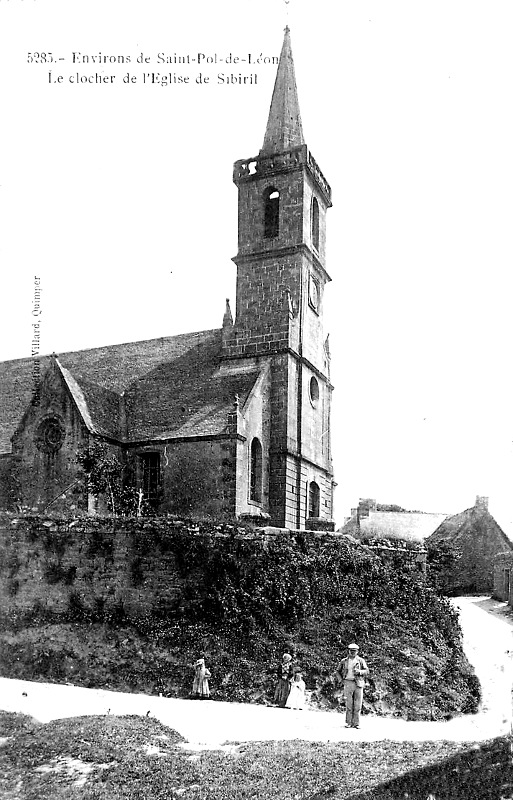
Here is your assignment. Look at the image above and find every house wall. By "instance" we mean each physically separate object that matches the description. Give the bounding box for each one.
[445,534,506,593]
[493,553,513,602]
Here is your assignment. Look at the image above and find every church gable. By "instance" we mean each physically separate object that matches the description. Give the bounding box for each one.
[10,358,91,512]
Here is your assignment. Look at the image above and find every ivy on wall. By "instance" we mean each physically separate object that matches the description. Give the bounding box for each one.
[0,514,460,654]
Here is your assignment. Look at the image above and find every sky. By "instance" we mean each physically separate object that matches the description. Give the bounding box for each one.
[1,0,512,531]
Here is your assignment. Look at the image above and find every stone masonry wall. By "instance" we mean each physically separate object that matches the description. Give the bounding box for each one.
[0,515,345,623]
[0,454,18,510]
[130,439,235,518]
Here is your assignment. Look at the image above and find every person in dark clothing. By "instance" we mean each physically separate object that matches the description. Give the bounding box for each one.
[274,652,294,707]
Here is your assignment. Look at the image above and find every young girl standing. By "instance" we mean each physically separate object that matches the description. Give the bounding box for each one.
[285,671,306,710]
[192,657,211,699]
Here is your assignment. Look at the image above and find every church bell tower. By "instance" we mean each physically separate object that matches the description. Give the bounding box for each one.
[224,27,335,529]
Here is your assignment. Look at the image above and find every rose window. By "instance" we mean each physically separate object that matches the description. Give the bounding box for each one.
[35,416,65,453]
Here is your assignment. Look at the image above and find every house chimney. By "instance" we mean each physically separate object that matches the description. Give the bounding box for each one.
[357,498,376,520]
[475,495,489,510]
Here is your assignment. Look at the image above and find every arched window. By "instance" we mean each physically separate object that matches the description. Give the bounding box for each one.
[264,188,280,238]
[308,481,320,518]
[250,438,263,503]
[311,197,320,251]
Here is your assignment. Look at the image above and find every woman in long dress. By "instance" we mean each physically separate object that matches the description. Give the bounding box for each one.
[273,652,293,707]
[285,671,306,710]
[192,657,211,699]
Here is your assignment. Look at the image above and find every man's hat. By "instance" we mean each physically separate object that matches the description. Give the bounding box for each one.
[347,643,359,650]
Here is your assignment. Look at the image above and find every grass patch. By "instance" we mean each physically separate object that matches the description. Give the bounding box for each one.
[0,711,41,737]
[0,711,511,800]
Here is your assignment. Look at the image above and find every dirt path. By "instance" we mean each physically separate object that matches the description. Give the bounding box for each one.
[1,596,511,745]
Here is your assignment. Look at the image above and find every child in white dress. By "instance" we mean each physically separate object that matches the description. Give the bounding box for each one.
[192,657,211,699]
[285,671,306,710]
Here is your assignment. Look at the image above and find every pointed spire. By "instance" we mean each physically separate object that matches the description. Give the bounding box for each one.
[222,298,233,328]
[260,27,304,156]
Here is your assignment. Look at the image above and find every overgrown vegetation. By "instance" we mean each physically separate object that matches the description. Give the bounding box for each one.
[0,528,480,720]
[427,541,462,595]
[76,443,145,516]
[0,712,510,800]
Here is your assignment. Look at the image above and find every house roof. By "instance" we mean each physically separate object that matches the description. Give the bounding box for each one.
[0,328,264,452]
[340,511,449,543]
[426,505,513,551]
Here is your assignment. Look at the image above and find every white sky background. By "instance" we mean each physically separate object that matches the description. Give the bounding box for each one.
[0,0,512,531]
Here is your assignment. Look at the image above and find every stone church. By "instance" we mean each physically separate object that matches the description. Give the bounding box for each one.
[0,29,335,529]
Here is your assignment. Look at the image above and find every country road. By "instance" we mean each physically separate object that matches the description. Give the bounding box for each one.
[1,595,511,745]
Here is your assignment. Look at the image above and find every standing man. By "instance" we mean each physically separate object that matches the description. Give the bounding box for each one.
[335,643,369,729]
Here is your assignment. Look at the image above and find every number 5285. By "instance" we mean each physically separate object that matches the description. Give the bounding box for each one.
[27,53,54,63]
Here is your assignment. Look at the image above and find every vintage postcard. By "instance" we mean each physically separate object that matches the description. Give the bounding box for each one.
[0,1,512,797]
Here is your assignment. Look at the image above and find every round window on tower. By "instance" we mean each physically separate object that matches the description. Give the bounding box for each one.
[35,415,66,454]
[309,376,320,407]
[308,274,320,312]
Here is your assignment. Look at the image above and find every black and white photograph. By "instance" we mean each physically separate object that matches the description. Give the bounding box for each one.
[0,0,512,797]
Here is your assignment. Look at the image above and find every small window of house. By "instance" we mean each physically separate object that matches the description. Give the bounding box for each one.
[264,188,280,238]
[308,481,320,518]
[311,197,320,251]
[250,437,263,503]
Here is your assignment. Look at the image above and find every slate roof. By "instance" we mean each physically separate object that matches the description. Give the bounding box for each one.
[0,356,43,453]
[340,511,449,543]
[58,364,123,440]
[0,328,263,453]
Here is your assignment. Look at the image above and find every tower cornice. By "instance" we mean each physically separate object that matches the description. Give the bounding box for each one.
[233,143,332,207]
[222,346,334,390]
[232,242,332,285]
